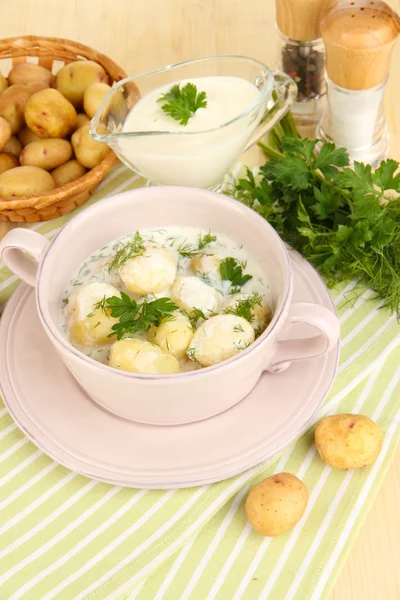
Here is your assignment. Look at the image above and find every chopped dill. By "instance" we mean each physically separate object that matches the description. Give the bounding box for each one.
[187,346,197,361]
[94,321,101,328]
[223,292,263,323]
[62,297,69,306]
[177,241,197,258]
[233,323,244,333]
[198,230,217,250]
[108,232,146,271]
[234,340,251,351]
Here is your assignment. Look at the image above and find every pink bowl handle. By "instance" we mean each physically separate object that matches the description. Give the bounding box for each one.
[267,302,340,374]
[0,228,49,288]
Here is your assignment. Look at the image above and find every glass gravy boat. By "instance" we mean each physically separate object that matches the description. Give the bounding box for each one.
[91,55,297,189]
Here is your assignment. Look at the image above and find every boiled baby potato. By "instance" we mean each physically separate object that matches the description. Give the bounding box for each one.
[246,473,309,536]
[0,84,35,133]
[0,116,12,151]
[54,60,108,107]
[25,88,77,138]
[109,338,181,375]
[149,311,193,360]
[3,136,22,157]
[18,126,43,146]
[52,159,87,186]
[20,139,72,170]
[0,74,8,94]
[75,113,90,129]
[66,282,120,346]
[83,82,111,118]
[170,275,221,317]
[0,165,55,196]
[119,247,176,295]
[8,63,53,87]
[188,314,254,367]
[71,124,110,168]
[0,153,19,174]
[191,253,221,276]
[315,414,384,469]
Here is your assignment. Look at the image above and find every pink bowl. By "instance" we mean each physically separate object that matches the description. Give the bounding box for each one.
[0,186,340,425]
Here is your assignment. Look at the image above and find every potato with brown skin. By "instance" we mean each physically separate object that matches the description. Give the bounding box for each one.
[25,88,77,138]
[71,124,110,168]
[75,113,91,130]
[0,74,8,94]
[20,139,72,171]
[315,414,384,469]
[0,116,12,151]
[8,63,53,87]
[245,473,309,536]
[18,126,43,146]
[3,136,22,157]
[83,82,111,118]
[52,159,86,186]
[0,84,34,133]
[0,165,55,196]
[0,153,19,174]
[54,60,108,107]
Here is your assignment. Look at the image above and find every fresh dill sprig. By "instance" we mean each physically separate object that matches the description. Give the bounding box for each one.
[223,292,263,323]
[108,232,146,272]
[177,241,198,258]
[233,323,245,332]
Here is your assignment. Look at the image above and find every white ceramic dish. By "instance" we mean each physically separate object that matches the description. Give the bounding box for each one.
[0,250,339,488]
[0,187,340,426]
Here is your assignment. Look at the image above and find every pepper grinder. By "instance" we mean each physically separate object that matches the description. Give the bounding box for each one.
[317,0,400,166]
[275,0,328,128]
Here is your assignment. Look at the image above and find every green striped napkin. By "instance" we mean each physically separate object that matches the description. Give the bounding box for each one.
[0,165,399,600]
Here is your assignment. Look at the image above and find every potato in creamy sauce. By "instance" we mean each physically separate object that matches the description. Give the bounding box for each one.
[62,226,272,374]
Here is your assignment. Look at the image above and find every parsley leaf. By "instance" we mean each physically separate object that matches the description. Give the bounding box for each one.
[106,293,178,340]
[157,82,207,126]
[219,257,253,293]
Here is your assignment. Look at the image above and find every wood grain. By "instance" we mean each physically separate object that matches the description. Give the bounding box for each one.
[0,1,399,598]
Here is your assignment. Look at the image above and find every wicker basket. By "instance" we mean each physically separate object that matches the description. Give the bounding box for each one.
[0,35,128,223]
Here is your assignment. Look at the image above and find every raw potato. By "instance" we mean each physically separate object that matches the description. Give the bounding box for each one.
[18,126,43,146]
[0,165,55,196]
[0,116,12,151]
[0,84,35,133]
[149,312,193,360]
[315,414,384,469]
[3,136,22,157]
[109,338,181,375]
[75,113,90,129]
[52,159,87,186]
[0,153,19,174]
[83,82,111,118]
[20,139,72,170]
[245,473,309,537]
[0,74,8,94]
[25,88,77,138]
[8,63,53,87]
[54,60,108,107]
[71,124,110,168]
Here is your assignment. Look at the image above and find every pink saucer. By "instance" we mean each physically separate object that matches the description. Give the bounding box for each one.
[0,249,339,489]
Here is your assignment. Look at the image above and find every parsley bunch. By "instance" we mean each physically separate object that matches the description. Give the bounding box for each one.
[230,133,400,314]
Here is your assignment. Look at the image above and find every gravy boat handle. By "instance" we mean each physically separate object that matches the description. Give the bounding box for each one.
[0,228,49,287]
[266,302,340,374]
[243,71,297,152]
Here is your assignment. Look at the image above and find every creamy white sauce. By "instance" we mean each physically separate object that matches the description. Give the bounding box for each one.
[119,76,262,188]
[62,227,271,372]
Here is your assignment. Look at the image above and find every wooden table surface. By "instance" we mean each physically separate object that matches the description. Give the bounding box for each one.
[0,1,400,598]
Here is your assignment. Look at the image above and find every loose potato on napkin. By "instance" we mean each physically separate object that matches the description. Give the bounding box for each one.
[315,414,384,469]
[245,473,309,536]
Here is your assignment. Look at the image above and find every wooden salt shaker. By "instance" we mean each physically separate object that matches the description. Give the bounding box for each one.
[317,0,400,165]
[275,0,328,125]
